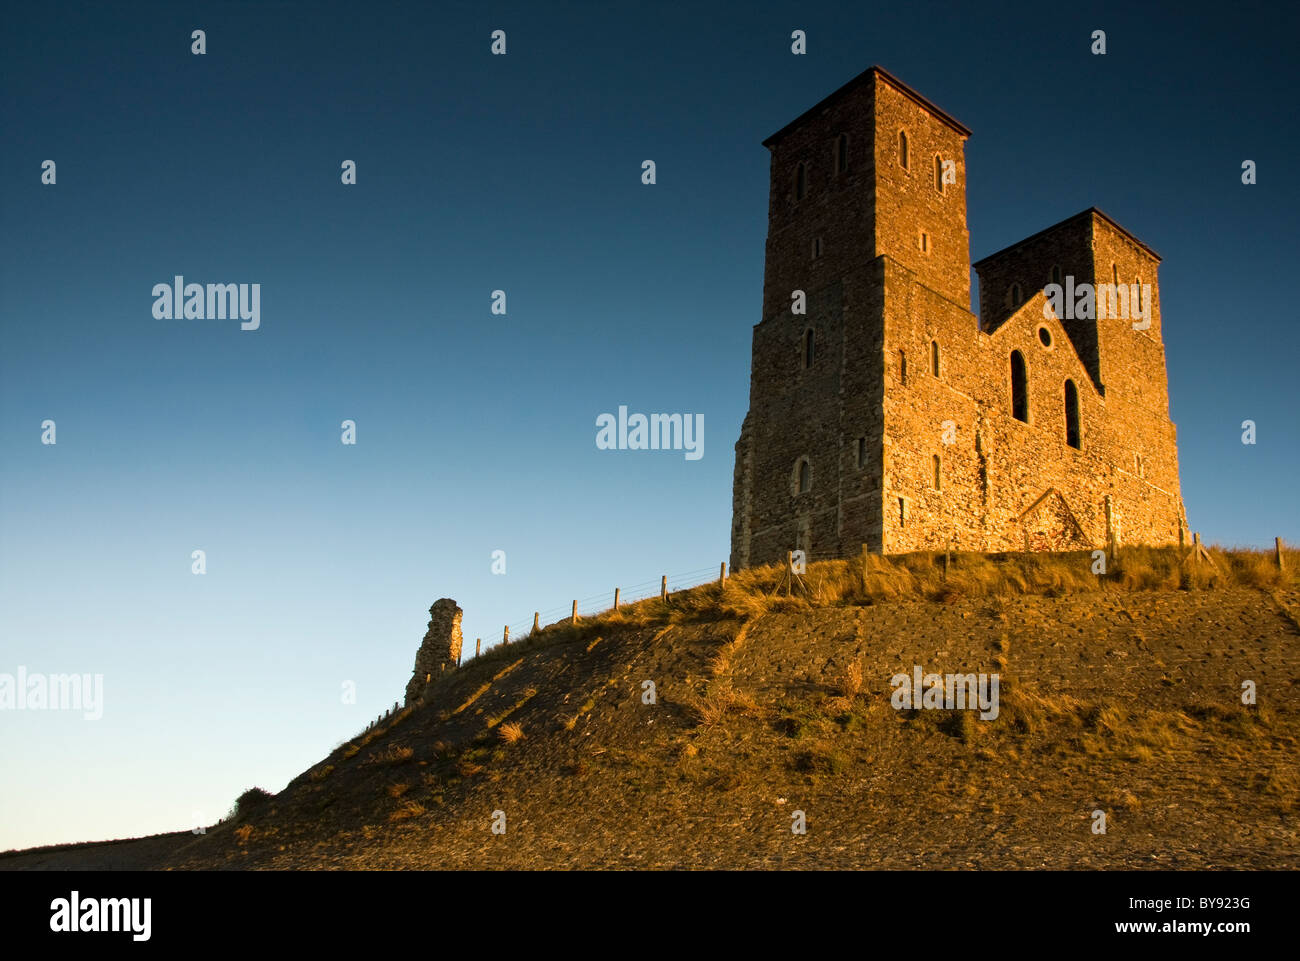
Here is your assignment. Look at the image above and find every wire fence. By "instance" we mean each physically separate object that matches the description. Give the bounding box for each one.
[464,563,728,661]
[466,548,854,661]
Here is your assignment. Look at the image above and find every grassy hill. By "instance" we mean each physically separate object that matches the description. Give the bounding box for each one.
[4,546,1298,870]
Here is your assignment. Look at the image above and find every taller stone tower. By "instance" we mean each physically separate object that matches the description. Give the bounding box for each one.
[731,66,1185,570]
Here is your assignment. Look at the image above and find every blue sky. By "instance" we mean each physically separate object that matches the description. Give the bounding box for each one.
[1,0,1297,850]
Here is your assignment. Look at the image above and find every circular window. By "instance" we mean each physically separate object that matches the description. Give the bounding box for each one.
[1038,327,1052,347]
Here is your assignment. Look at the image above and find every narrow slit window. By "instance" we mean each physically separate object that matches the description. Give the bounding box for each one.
[802,328,815,369]
[899,350,908,385]
[835,133,848,174]
[899,131,909,169]
[932,454,942,490]
[1064,378,1081,449]
[1010,350,1029,423]
[798,459,811,493]
[934,155,944,192]
[795,162,807,200]
[930,340,940,377]
[856,437,866,469]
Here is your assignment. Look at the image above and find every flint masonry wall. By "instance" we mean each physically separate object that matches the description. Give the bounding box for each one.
[403,598,463,706]
[731,67,1186,569]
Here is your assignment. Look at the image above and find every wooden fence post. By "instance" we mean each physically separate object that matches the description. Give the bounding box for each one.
[475,637,481,658]
[661,575,667,600]
[533,612,540,634]
[613,588,620,610]
[720,561,727,585]
[503,625,509,646]
[571,600,578,624]
[786,550,794,597]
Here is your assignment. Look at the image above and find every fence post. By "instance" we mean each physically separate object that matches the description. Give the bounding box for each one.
[1276,537,1285,571]
[571,600,578,624]
[720,561,727,585]
[661,575,667,600]
[1192,532,1201,568]
[533,612,540,634]
[476,637,481,658]
[503,625,509,646]
[786,550,794,597]
[613,587,620,610]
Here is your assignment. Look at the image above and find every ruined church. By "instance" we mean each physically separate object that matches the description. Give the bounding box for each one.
[730,66,1187,570]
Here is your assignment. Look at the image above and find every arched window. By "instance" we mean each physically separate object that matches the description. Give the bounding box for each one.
[1010,350,1029,423]
[802,328,815,369]
[934,155,944,192]
[797,458,812,493]
[795,162,807,200]
[899,131,909,169]
[930,340,940,377]
[835,133,849,174]
[932,454,942,490]
[1064,379,1081,449]
[899,349,908,385]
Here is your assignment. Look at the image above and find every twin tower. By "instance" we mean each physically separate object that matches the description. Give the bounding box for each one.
[730,66,1186,570]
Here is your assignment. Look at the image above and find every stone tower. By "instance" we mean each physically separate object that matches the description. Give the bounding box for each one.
[730,66,1186,570]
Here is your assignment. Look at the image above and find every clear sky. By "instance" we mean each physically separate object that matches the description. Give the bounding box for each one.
[2,0,1297,851]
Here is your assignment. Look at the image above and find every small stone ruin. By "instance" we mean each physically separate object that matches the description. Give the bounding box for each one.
[403,598,463,706]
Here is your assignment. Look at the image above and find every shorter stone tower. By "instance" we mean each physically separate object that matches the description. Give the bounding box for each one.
[403,598,464,706]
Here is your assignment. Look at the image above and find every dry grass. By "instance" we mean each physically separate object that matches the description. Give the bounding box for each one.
[450,547,1292,688]
[688,680,760,727]
[389,800,425,822]
[309,764,335,782]
[839,660,864,700]
[379,744,414,764]
[499,722,526,744]
[233,824,253,844]
[386,782,411,798]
